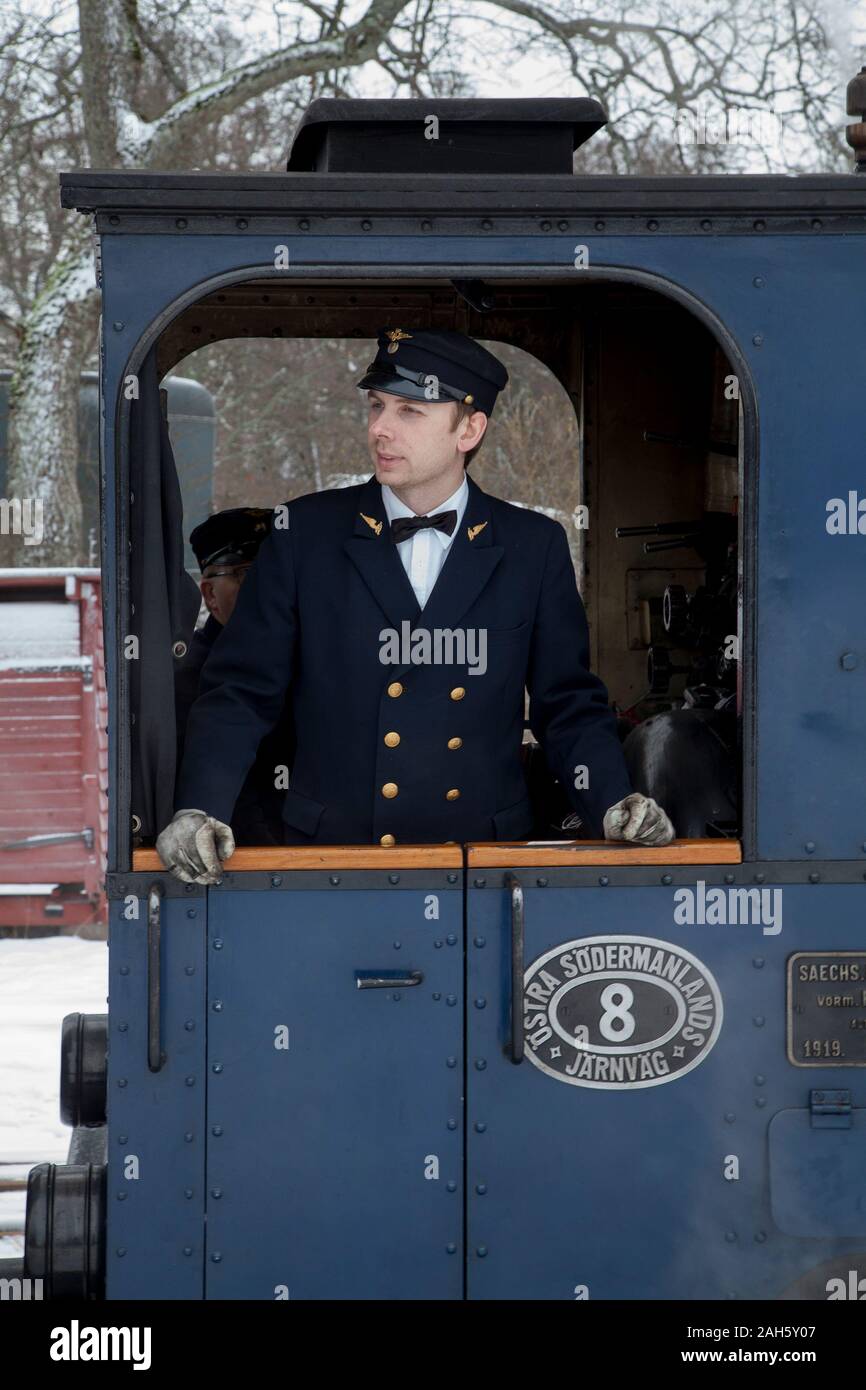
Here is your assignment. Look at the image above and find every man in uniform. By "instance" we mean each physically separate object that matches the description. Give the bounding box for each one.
[157,328,674,883]
[175,507,292,845]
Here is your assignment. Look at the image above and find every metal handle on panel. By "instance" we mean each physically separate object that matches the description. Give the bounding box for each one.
[505,872,524,1064]
[0,829,94,851]
[355,970,424,989]
[147,884,163,1073]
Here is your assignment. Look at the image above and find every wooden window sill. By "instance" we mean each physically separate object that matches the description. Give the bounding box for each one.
[132,838,739,873]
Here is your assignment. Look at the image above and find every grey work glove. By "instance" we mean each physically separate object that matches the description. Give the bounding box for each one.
[155,809,235,885]
[603,792,675,847]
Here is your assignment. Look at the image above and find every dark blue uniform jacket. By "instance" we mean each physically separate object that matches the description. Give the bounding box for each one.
[175,476,633,844]
[174,614,292,845]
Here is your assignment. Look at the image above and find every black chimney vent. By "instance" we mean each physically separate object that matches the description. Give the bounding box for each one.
[286,97,606,175]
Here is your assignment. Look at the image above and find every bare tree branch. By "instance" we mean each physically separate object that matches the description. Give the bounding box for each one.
[141,0,412,164]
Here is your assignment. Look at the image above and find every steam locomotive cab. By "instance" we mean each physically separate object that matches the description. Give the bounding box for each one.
[15,96,866,1302]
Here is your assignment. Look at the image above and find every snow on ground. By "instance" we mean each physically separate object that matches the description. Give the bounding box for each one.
[0,937,107,1257]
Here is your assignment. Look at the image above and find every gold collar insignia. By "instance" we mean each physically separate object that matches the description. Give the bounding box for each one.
[360,512,383,536]
[467,522,488,542]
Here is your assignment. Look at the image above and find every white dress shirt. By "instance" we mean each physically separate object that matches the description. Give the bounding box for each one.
[381,476,469,609]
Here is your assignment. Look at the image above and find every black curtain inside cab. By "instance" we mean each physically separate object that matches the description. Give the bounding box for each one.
[128,350,201,842]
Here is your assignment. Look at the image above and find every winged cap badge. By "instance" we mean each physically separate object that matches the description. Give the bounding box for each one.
[360,512,383,536]
[386,328,413,354]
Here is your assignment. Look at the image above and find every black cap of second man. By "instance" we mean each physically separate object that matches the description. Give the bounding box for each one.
[189,507,273,572]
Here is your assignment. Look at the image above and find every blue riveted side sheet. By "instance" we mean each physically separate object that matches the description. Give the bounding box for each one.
[467,876,866,1300]
[106,889,207,1299]
[204,881,463,1300]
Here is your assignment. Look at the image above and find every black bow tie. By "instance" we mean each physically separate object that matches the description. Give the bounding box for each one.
[390,510,457,545]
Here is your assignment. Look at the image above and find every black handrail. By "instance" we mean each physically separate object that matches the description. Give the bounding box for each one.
[147,884,163,1073]
[505,872,524,1064]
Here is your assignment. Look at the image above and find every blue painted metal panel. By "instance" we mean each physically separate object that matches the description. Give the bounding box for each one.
[106,889,207,1299]
[770,1108,866,1237]
[467,875,866,1300]
[99,228,866,861]
[204,881,462,1299]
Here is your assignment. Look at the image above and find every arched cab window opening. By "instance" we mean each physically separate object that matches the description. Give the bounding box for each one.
[126,274,751,864]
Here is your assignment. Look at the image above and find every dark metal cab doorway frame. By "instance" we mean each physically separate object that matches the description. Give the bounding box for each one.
[113,262,758,873]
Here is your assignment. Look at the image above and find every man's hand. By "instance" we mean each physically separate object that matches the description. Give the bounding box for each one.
[603,793,675,847]
[155,809,235,885]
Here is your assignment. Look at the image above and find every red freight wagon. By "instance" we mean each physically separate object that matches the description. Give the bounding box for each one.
[0,569,107,935]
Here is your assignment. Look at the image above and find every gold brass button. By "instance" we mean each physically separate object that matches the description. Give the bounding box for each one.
[380,833,396,847]
[447,737,462,750]
[446,788,461,801]
[384,731,401,747]
[382,782,399,799]
[387,682,403,698]
[450,687,466,701]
